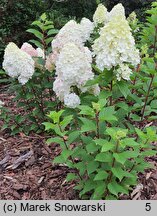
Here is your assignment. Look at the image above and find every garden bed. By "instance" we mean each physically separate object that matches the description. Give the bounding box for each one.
[0,84,157,200]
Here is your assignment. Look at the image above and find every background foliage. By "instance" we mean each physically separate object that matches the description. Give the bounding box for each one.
[0,0,155,67]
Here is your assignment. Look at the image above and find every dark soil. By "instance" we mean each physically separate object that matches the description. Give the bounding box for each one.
[0,84,157,200]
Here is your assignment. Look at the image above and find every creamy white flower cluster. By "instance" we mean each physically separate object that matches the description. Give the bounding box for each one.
[93,3,108,26]
[3,42,35,85]
[116,64,133,81]
[64,93,80,109]
[93,3,140,81]
[21,42,44,58]
[52,19,94,54]
[53,43,97,108]
[52,19,98,108]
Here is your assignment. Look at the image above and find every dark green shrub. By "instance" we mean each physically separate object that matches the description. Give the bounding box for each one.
[0,0,46,67]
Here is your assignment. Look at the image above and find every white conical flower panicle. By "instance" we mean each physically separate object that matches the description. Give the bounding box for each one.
[51,20,83,54]
[21,42,38,57]
[93,6,140,70]
[53,42,96,108]
[53,77,70,101]
[80,18,94,42]
[108,3,125,21]
[116,64,132,81]
[64,93,80,108]
[3,42,35,85]
[52,19,94,56]
[93,4,108,26]
[56,42,94,88]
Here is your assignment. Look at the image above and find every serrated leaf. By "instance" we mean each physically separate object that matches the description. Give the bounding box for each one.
[27,29,43,40]
[113,153,126,164]
[62,149,72,160]
[86,161,99,175]
[92,184,106,199]
[95,152,113,163]
[79,105,95,117]
[43,25,54,31]
[67,131,80,145]
[108,181,128,197]
[86,142,99,153]
[46,137,63,145]
[40,13,47,21]
[66,173,78,182]
[31,21,43,30]
[94,139,114,152]
[150,100,157,109]
[117,81,130,98]
[60,115,73,129]
[111,167,133,181]
[29,39,43,49]
[47,29,59,36]
[120,138,139,148]
[42,122,55,131]
[47,110,64,123]
[99,106,117,122]
[114,150,139,165]
[94,170,108,181]
[75,162,86,175]
[53,155,65,164]
[80,180,95,196]
[45,37,54,45]
[79,117,96,132]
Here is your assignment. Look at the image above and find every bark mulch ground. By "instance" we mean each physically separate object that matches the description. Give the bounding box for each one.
[0,84,157,200]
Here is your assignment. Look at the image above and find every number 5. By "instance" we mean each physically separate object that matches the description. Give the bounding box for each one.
[145,203,151,211]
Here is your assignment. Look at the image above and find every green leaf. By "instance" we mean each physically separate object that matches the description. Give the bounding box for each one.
[42,122,55,131]
[45,37,54,45]
[99,106,117,122]
[80,180,95,195]
[94,139,114,152]
[53,155,66,164]
[114,151,139,165]
[120,138,139,148]
[95,152,113,163]
[116,102,129,111]
[75,162,86,175]
[46,137,63,145]
[85,76,100,87]
[108,181,129,197]
[92,184,106,199]
[135,128,147,140]
[79,105,95,117]
[67,131,80,145]
[94,170,108,181]
[47,110,64,123]
[43,25,54,31]
[86,142,100,153]
[87,161,99,175]
[113,153,126,165]
[117,81,131,98]
[60,115,73,129]
[66,173,78,182]
[150,100,157,109]
[62,149,72,160]
[27,29,43,40]
[79,117,96,133]
[47,29,59,36]
[111,167,133,181]
[29,39,43,49]
[40,13,47,21]
[31,20,43,28]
